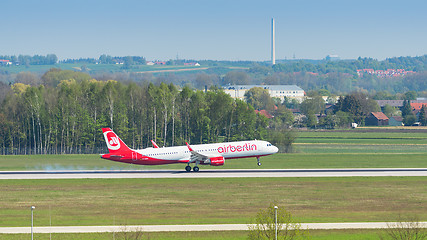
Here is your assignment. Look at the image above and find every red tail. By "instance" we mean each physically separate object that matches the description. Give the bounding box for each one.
[102,128,132,155]
[151,140,159,148]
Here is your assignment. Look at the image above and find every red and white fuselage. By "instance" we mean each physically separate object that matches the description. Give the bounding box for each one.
[101,128,279,171]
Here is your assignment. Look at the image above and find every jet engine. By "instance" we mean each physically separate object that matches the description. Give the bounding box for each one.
[209,156,225,166]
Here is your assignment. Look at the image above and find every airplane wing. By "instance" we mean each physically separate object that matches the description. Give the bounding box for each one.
[185,142,217,164]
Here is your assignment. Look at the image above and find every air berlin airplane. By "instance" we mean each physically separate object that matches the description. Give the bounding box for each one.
[101,128,279,172]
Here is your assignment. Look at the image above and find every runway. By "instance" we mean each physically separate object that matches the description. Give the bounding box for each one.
[1,168,427,179]
[1,222,427,233]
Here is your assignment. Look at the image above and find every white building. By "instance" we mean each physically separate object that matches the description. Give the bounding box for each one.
[223,85,305,102]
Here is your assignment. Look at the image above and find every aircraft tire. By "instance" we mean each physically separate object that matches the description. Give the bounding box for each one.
[193,166,199,172]
[257,162,262,166]
[185,166,192,172]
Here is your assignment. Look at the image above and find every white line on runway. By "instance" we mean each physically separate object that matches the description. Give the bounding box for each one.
[1,222,427,233]
[1,168,427,179]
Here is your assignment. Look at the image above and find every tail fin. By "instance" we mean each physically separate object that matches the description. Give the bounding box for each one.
[102,128,132,155]
[151,140,159,148]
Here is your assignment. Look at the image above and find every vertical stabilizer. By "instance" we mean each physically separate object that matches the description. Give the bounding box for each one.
[102,128,132,155]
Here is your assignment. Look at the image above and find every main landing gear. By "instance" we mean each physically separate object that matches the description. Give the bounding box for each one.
[185,165,199,172]
[257,156,262,166]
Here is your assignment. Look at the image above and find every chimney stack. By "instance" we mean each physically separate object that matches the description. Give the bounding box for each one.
[271,18,275,65]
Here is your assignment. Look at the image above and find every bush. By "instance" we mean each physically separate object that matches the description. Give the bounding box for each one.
[379,216,427,240]
[248,203,310,240]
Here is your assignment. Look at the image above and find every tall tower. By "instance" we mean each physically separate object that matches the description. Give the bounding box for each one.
[271,18,275,65]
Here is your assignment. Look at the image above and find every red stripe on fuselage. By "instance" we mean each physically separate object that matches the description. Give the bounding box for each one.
[101,154,189,165]
[102,153,272,165]
[224,154,272,160]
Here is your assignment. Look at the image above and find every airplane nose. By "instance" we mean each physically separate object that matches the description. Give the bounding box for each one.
[273,146,279,153]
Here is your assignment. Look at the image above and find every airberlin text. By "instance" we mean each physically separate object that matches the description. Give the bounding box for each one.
[217,143,257,153]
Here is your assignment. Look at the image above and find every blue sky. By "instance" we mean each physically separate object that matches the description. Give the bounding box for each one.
[2,0,427,61]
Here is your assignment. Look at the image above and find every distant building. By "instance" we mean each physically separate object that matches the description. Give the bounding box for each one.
[376,100,404,108]
[376,100,404,111]
[0,59,11,66]
[325,55,340,61]
[325,104,335,114]
[255,109,273,119]
[365,112,389,126]
[389,116,403,126]
[223,85,305,102]
[183,62,200,66]
[357,68,414,78]
[410,103,427,111]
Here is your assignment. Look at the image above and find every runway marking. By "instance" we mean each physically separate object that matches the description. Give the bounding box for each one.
[1,169,427,179]
[1,222,426,233]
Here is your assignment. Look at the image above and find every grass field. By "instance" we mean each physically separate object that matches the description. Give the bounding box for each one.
[294,129,427,152]
[1,128,425,171]
[0,229,386,240]
[0,177,426,227]
[0,63,239,75]
[1,129,426,239]
[0,63,204,74]
[0,152,427,171]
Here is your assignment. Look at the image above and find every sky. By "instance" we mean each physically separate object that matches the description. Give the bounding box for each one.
[2,0,427,61]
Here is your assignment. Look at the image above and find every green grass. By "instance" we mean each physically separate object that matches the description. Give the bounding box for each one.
[1,129,426,235]
[1,128,426,171]
[1,153,427,170]
[295,129,427,143]
[296,130,427,139]
[0,177,426,227]
[294,143,427,153]
[1,128,427,170]
[0,63,207,74]
[1,152,427,171]
[0,229,397,240]
[293,129,427,154]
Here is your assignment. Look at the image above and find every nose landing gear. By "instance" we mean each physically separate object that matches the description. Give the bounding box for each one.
[257,156,261,166]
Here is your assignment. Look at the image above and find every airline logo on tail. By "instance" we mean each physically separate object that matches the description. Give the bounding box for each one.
[103,130,121,150]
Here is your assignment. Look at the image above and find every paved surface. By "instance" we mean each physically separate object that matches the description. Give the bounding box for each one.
[1,222,427,233]
[0,168,427,179]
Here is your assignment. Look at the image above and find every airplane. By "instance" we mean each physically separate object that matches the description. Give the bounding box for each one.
[101,128,279,172]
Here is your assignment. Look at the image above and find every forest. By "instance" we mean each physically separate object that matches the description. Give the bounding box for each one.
[0,69,283,155]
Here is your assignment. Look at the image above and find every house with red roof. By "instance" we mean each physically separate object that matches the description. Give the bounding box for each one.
[357,68,415,78]
[410,103,427,111]
[365,112,389,126]
[0,59,11,66]
[255,110,273,119]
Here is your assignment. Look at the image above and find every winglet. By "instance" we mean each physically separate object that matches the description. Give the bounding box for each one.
[151,140,159,148]
[185,142,194,152]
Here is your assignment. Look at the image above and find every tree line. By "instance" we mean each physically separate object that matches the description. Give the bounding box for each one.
[0,69,280,155]
[2,54,427,96]
[272,55,427,74]
[0,54,58,66]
